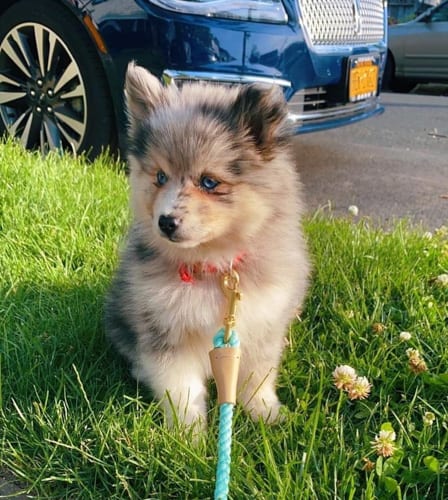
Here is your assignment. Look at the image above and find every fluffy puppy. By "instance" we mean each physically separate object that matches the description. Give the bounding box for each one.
[105,63,310,430]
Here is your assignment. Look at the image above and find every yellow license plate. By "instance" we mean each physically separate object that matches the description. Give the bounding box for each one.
[349,57,379,102]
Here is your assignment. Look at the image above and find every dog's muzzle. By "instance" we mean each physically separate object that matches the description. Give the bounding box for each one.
[158,214,178,239]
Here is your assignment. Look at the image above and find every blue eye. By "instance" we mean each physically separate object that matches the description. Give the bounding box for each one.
[200,175,219,191]
[156,170,168,186]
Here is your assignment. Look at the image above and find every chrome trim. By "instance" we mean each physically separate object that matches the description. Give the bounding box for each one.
[298,0,385,49]
[353,0,362,36]
[163,70,381,130]
[162,69,291,88]
[287,92,380,125]
[288,99,378,122]
[150,0,288,24]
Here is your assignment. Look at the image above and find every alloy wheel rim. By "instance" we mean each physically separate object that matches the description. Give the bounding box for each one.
[0,22,87,153]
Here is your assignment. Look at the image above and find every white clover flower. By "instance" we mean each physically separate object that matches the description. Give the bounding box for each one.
[423,232,433,240]
[406,348,428,374]
[347,376,372,400]
[399,331,412,342]
[332,365,357,391]
[348,205,359,216]
[423,412,436,426]
[371,430,397,457]
[435,274,448,287]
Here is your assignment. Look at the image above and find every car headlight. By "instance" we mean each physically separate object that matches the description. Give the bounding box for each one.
[148,0,288,24]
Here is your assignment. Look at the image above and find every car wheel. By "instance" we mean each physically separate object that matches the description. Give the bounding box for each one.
[390,78,416,94]
[0,0,115,158]
[381,52,394,91]
[382,51,415,93]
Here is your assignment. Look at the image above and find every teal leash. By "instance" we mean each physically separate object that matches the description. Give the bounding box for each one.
[212,328,240,500]
[209,267,242,500]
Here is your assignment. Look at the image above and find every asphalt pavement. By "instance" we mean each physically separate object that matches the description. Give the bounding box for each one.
[0,470,28,498]
[294,89,448,230]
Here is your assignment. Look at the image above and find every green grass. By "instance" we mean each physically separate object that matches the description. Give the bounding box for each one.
[0,138,447,499]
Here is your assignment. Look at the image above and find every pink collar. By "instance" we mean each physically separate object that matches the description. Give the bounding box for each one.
[178,254,245,283]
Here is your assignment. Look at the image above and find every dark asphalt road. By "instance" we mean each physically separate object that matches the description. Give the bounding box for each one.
[294,90,448,230]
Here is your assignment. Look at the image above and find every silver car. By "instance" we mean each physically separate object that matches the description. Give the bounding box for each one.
[384,0,448,91]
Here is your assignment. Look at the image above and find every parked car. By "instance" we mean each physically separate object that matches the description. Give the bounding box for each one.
[0,0,387,158]
[385,0,448,92]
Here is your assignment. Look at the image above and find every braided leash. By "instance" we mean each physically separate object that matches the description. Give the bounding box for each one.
[209,268,242,500]
[211,328,240,499]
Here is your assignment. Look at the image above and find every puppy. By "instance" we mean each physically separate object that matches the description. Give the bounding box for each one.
[105,63,310,430]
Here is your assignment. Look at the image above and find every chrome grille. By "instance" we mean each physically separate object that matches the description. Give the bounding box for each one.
[287,87,380,126]
[288,87,328,117]
[299,0,385,46]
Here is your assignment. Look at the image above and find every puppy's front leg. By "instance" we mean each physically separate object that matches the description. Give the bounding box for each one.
[237,339,285,423]
[134,350,208,431]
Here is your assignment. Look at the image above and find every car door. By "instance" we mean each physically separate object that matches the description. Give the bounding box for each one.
[402,2,448,80]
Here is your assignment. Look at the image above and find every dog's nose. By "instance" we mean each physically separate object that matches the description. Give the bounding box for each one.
[158,215,178,238]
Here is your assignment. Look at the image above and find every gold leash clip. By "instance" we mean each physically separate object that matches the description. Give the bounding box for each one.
[209,267,242,404]
[221,268,241,344]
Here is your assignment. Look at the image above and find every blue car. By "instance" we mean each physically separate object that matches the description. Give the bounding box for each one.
[0,0,387,158]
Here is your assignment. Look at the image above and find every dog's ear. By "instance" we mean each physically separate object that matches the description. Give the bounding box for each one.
[232,84,289,159]
[125,62,166,129]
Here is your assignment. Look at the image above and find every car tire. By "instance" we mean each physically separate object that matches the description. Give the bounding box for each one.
[0,0,115,158]
[382,52,415,93]
[381,52,394,91]
[390,78,416,94]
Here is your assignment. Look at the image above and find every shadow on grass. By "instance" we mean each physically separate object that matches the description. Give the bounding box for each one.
[0,280,168,496]
[0,280,149,413]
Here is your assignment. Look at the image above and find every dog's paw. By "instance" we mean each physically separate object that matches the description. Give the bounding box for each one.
[163,399,208,435]
[181,408,208,434]
[244,394,285,424]
[178,412,208,445]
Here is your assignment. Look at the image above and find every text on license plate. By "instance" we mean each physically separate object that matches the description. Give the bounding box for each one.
[349,56,379,102]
